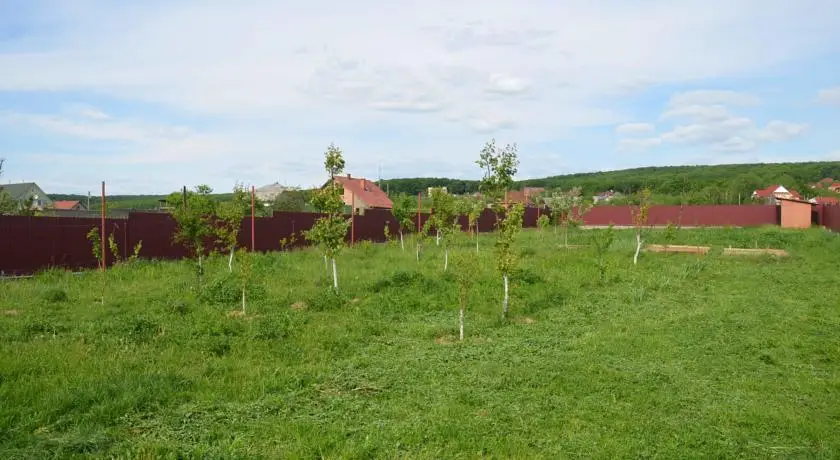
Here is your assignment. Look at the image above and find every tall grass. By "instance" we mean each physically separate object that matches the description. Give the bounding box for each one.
[1,227,838,458]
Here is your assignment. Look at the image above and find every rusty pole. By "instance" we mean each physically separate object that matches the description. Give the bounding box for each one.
[101,181,106,271]
[251,185,256,252]
[417,192,422,233]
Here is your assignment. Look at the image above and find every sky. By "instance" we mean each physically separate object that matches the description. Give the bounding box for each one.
[1,0,840,195]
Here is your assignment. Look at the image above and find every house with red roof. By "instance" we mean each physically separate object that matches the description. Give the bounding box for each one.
[330,174,392,211]
[810,178,840,192]
[52,200,86,210]
[505,187,545,205]
[810,196,840,206]
[751,185,801,204]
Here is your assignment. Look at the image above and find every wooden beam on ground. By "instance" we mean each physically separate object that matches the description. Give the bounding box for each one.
[645,244,711,254]
[722,248,789,257]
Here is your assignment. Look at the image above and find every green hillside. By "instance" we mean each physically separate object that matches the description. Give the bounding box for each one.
[381,161,840,204]
[48,161,840,208]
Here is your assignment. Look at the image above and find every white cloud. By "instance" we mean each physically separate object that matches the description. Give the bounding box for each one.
[615,123,655,135]
[618,137,662,150]
[816,86,840,105]
[757,120,808,142]
[485,74,530,94]
[668,90,761,108]
[1,0,839,191]
[619,90,808,152]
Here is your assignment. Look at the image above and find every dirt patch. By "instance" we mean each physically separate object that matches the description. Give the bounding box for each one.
[227,310,246,318]
[290,301,308,311]
[3,310,20,316]
[435,335,459,345]
[350,297,361,304]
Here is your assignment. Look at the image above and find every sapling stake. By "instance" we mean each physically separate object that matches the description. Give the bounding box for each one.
[228,247,234,273]
[503,274,510,316]
[332,257,339,291]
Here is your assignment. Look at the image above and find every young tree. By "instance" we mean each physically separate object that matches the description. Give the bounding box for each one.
[0,158,15,215]
[453,251,478,341]
[428,187,457,271]
[391,193,415,251]
[168,185,217,280]
[544,187,585,247]
[305,144,351,292]
[631,188,652,265]
[216,183,250,272]
[495,203,525,318]
[476,139,520,214]
[460,195,486,253]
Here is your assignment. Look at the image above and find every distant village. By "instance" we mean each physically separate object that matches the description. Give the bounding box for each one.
[3,174,839,218]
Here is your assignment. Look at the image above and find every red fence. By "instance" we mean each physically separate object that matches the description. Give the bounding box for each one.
[0,205,779,275]
[583,205,778,227]
[823,204,840,232]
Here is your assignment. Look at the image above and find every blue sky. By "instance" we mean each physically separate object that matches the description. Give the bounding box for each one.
[1,0,840,194]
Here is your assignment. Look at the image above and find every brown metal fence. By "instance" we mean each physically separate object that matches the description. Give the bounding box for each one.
[0,205,780,275]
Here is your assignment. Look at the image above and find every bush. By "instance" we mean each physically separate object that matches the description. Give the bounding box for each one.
[42,288,69,304]
[308,289,348,311]
[200,274,266,305]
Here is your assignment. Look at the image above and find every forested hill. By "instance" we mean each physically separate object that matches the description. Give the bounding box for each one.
[381,161,840,200]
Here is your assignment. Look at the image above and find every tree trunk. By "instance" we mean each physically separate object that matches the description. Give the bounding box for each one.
[503,274,509,317]
[324,254,328,274]
[416,243,420,262]
[400,231,405,251]
[634,232,642,265]
[444,249,449,271]
[459,306,465,341]
[436,230,440,246]
[331,257,339,291]
[228,248,234,273]
[241,287,246,315]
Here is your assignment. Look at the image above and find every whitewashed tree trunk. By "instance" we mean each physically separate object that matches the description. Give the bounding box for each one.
[436,230,441,246]
[241,287,246,314]
[324,254,328,273]
[400,231,405,251]
[459,307,465,341]
[198,254,203,270]
[331,257,339,291]
[474,225,479,253]
[634,232,642,265]
[503,274,510,317]
[228,248,234,273]
[444,249,449,271]
[416,243,420,262]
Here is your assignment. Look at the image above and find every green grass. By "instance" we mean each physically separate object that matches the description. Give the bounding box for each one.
[1,227,839,458]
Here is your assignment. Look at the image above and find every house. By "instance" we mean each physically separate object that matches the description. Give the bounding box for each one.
[810,178,840,192]
[593,190,621,203]
[52,200,86,210]
[810,196,839,205]
[331,174,392,211]
[505,187,545,205]
[255,183,288,203]
[751,185,801,204]
[0,182,53,210]
[428,186,447,196]
[777,197,813,229]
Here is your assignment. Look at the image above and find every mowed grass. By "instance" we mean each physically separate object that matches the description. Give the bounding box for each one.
[1,227,839,458]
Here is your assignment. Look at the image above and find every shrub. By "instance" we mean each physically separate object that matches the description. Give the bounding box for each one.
[42,288,69,304]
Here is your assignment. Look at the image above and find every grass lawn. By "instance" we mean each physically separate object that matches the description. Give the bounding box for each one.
[1,227,839,458]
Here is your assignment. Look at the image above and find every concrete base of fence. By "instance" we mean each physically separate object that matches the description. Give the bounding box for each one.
[645,244,711,254]
[722,248,789,257]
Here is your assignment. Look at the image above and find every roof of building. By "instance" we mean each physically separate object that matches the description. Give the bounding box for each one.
[334,175,393,209]
[0,182,41,201]
[811,196,840,205]
[256,183,288,193]
[53,200,81,210]
[752,185,801,199]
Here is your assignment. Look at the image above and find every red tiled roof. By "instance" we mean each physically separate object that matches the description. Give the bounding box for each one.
[814,196,839,205]
[53,200,81,210]
[334,175,393,209]
[753,185,800,199]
